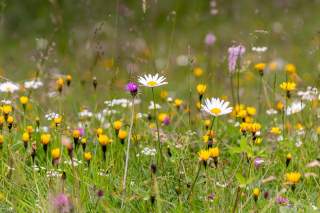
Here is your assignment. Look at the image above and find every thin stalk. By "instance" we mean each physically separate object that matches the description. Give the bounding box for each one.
[236,68,240,106]
[121,97,135,208]
[151,88,163,165]
[230,74,235,107]
[187,163,201,201]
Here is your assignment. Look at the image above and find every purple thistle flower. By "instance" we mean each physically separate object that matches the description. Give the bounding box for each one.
[77,127,85,137]
[53,193,72,212]
[163,116,170,126]
[205,33,216,46]
[97,189,104,198]
[276,196,289,205]
[228,45,245,73]
[254,157,264,168]
[126,82,138,97]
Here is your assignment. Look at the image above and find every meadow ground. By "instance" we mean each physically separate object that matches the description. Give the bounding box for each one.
[0,0,320,212]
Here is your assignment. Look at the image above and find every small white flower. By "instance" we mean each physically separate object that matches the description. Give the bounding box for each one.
[252,46,268,53]
[45,112,60,121]
[0,81,19,93]
[24,80,43,89]
[202,98,232,117]
[1,99,12,105]
[138,73,168,88]
[297,86,318,101]
[295,140,302,147]
[148,101,161,110]
[286,101,305,115]
[141,147,157,156]
[266,108,278,115]
[79,109,93,119]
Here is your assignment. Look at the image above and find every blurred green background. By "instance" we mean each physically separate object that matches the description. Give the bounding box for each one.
[0,0,319,90]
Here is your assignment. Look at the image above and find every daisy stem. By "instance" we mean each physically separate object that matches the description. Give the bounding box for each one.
[151,88,163,167]
[121,96,135,208]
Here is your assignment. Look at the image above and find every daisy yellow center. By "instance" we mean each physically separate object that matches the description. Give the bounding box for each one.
[210,108,221,115]
[147,81,157,86]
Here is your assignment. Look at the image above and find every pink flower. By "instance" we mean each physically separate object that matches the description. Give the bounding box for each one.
[53,193,72,213]
[228,45,245,73]
[205,33,216,46]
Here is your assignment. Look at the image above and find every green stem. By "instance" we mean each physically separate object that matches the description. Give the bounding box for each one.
[121,96,135,208]
[187,163,201,201]
[151,88,163,166]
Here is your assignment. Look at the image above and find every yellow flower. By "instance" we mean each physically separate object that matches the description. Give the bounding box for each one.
[203,135,209,143]
[7,116,14,124]
[280,82,296,92]
[113,120,122,130]
[276,101,284,111]
[253,188,260,197]
[204,119,211,128]
[51,148,60,159]
[98,134,111,146]
[73,129,80,138]
[193,67,203,77]
[26,125,33,134]
[66,75,72,81]
[96,128,103,136]
[174,99,183,108]
[254,63,266,74]
[41,134,51,145]
[246,107,256,116]
[56,78,64,88]
[317,126,320,135]
[255,137,263,145]
[84,152,92,161]
[237,109,247,118]
[160,90,168,100]
[22,132,30,142]
[0,116,4,125]
[244,116,253,123]
[118,129,127,140]
[54,116,62,125]
[196,84,207,95]
[285,64,296,74]
[295,123,303,130]
[240,122,250,133]
[0,135,4,144]
[81,138,87,144]
[20,96,29,105]
[158,113,168,122]
[198,150,210,162]
[270,127,281,135]
[2,105,12,115]
[250,123,261,133]
[208,147,219,158]
[286,172,301,185]
[286,153,292,160]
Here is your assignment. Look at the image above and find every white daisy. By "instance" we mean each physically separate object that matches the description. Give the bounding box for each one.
[0,81,19,93]
[138,73,168,88]
[285,101,305,115]
[202,98,232,117]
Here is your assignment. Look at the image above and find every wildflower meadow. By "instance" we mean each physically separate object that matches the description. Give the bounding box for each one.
[0,1,320,212]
